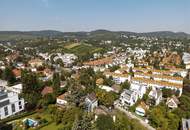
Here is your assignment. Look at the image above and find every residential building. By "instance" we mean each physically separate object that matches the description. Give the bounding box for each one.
[135,102,149,116]
[8,84,23,94]
[56,93,68,106]
[41,86,53,96]
[104,71,131,84]
[85,93,98,112]
[119,89,138,106]
[0,90,24,119]
[166,95,180,109]
[28,59,43,67]
[182,118,190,130]
[148,88,162,106]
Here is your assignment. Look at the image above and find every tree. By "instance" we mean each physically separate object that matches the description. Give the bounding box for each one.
[72,114,94,130]
[3,67,16,85]
[52,72,61,96]
[162,88,175,98]
[41,93,56,107]
[96,114,114,130]
[21,70,42,109]
[121,80,130,90]
[109,65,120,72]
[96,89,117,107]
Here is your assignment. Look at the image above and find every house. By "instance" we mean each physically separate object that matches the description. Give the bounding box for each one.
[119,89,138,106]
[12,69,21,79]
[98,85,114,92]
[60,81,67,88]
[9,84,23,94]
[135,102,149,116]
[182,118,190,130]
[56,93,68,106]
[148,88,162,106]
[85,93,98,112]
[104,71,131,84]
[43,68,53,79]
[0,80,7,87]
[28,59,43,67]
[131,77,183,96]
[96,78,104,85]
[130,83,146,99]
[166,95,180,109]
[41,86,53,96]
[0,90,25,119]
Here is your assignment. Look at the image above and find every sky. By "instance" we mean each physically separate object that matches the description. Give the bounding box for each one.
[0,0,189,33]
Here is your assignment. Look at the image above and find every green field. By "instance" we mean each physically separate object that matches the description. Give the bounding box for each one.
[59,43,103,56]
[64,43,81,49]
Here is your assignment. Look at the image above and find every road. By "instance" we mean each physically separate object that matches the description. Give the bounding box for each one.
[115,105,156,130]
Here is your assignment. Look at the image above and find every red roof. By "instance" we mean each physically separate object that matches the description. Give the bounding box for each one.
[12,69,21,78]
[41,86,53,96]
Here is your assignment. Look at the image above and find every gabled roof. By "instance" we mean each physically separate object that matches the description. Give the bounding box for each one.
[86,93,97,102]
[41,86,53,96]
[12,69,21,78]
[166,95,180,105]
[57,92,68,100]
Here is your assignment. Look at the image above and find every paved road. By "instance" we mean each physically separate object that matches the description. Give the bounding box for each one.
[115,105,155,130]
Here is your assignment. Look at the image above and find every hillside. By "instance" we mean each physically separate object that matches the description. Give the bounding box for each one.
[0,30,189,40]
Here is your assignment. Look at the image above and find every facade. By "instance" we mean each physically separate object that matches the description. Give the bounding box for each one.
[0,90,24,119]
[182,118,190,130]
[28,59,43,67]
[104,72,131,84]
[148,88,162,106]
[166,95,180,109]
[119,89,138,106]
[131,77,183,96]
[85,93,98,112]
[8,84,23,94]
[135,102,148,116]
[56,93,68,106]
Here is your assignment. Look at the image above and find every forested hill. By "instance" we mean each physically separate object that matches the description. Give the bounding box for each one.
[0,30,189,40]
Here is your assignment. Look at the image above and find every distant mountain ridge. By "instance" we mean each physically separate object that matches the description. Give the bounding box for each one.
[0,30,189,40]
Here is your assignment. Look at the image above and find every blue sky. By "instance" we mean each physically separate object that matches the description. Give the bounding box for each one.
[0,0,189,33]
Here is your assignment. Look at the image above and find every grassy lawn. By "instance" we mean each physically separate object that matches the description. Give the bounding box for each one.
[70,44,103,55]
[10,111,56,130]
[40,122,64,130]
[64,43,81,49]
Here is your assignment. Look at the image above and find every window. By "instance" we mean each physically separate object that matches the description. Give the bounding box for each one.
[11,104,15,113]
[19,105,22,110]
[4,106,8,116]
[19,101,21,105]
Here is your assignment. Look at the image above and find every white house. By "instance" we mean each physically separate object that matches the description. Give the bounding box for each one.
[0,80,7,87]
[9,84,23,94]
[135,102,148,116]
[130,83,146,99]
[0,90,24,119]
[148,88,162,106]
[104,72,131,84]
[56,93,68,106]
[119,89,138,106]
[166,95,180,109]
[85,93,98,112]
[98,85,114,92]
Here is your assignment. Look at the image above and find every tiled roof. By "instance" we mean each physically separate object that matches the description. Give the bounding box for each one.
[134,72,183,81]
[132,77,183,89]
[104,72,129,78]
[83,56,113,66]
[41,86,53,96]
[12,69,21,77]
[57,92,68,100]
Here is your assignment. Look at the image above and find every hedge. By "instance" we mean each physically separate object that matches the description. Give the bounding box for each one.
[0,111,36,124]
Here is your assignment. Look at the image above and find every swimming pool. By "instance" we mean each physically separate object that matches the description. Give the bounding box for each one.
[23,118,38,127]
